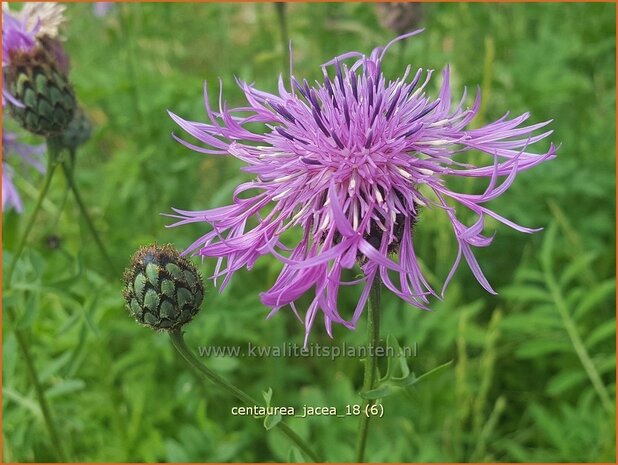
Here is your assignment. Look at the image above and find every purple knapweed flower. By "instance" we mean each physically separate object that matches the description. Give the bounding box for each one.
[2,3,67,104]
[7,3,66,39]
[2,129,45,213]
[168,31,557,342]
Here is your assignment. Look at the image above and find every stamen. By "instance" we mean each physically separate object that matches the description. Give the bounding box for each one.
[396,167,412,179]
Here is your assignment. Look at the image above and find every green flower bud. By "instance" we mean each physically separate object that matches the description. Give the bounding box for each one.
[4,47,76,136]
[60,107,92,150]
[123,244,204,331]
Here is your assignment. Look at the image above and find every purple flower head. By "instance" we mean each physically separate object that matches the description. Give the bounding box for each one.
[1,7,37,67]
[2,4,38,107]
[93,3,115,18]
[2,5,38,108]
[2,3,67,105]
[2,128,46,213]
[168,31,557,343]
[18,3,66,39]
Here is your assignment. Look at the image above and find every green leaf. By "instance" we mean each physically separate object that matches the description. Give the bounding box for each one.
[501,312,561,333]
[381,334,411,383]
[2,387,41,417]
[2,334,18,383]
[573,279,615,320]
[546,370,587,395]
[540,222,558,274]
[260,387,282,429]
[528,403,571,455]
[361,385,393,400]
[263,412,282,431]
[362,360,452,399]
[58,313,81,336]
[408,360,453,385]
[46,379,86,399]
[40,352,73,381]
[585,319,616,349]
[515,267,546,284]
[516,338,571,358]
[262,387,273,406]
[287,447,305,463]
[595,355,616,375]
[559,252,598,287]
[500,285,552,303]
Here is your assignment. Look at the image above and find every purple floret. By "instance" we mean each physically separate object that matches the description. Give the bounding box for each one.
[1,7,38,107]
[2,129,45,213]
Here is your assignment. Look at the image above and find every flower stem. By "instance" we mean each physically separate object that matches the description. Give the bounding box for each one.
[4,138,68,461]
[169,330,321,462]
[6,311,69,461]
[546,271,614,414]
[49,150,75,232]
[274,2,290,80]
[355,278,382,463]
[60,159,115,273]
[119,3,144,127]
[5,142,59,286]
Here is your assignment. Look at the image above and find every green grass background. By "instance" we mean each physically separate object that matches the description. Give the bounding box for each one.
[2,2,616,462]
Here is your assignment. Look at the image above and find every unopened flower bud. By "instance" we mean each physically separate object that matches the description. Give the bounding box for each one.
[123,244,204,331]
[39,35,70,76]
[4,46,75,136]
[60,107,92,150]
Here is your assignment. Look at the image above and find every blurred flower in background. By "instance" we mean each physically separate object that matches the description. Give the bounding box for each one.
[1,2,71,213]
[11,2,70,73]
[2,2,75,136]
[60,107,92,151]
[2,163,22,213]
[169,32,556,341]
[13,2,66,38]
[93,2,115,18]
[2,129,45,213]
[1,4,38,106]
[375,2,424,35]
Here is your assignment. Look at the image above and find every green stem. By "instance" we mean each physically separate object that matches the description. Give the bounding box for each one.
[60,160,115,272]
[119,3,144,127]
[546,272,614,414]
[6,310,69,461]
[274,2,290,80]
[355,278,382,463]
[49,185,70,232]
[5,138,68,460]
[169,330,321,462]
[119,5,161,231]
[49,151,75,232]
[5,146,58,286]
